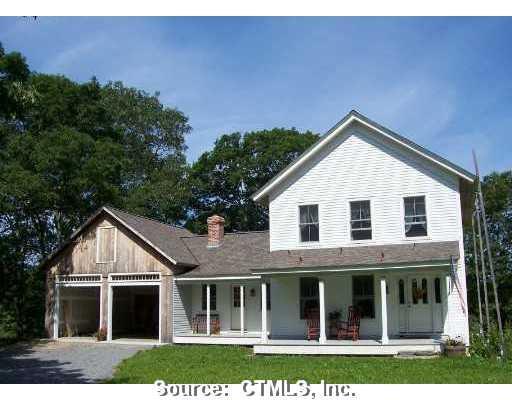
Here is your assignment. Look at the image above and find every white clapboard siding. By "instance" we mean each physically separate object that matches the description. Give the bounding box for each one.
[267,123,469,343]
[172,280,192,335]
[269,125,461,251]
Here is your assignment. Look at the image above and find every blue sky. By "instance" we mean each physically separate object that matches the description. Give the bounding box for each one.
[1,17,511,175]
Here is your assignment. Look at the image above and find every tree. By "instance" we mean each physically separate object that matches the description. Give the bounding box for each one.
[466,171,512,325]
[187,128,319,233]
[0,44,192,339]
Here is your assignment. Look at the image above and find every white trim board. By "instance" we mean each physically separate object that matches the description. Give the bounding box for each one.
[175,275,262,282]
[252,262,451,276]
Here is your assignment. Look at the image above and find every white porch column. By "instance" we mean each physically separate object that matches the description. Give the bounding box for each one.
[107,284,113,342]
[53,282,60,340]
[240,285,245,335]
[206,284,211,336]
[319,278,326,344]
[261,281,268,342]
[380,277,389,344]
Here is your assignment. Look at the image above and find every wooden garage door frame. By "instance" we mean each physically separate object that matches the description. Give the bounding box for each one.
[54,274,103,340]
[107,272,162,343]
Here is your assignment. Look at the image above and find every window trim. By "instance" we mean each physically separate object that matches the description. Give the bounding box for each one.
[297,203,320,245]
[349,199,373,242]
[352,275,376,319]
[401,194,430,240]
[96,226,117,264]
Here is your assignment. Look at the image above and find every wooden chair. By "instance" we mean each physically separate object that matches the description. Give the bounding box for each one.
[305,308,320,340]
[336,306,361,341]
[192,313,220,335]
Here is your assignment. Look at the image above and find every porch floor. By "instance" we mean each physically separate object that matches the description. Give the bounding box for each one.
[254,338,444,355]
[173,331,261,345]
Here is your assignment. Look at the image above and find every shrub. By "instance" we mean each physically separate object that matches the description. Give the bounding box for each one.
[469,322,512,360]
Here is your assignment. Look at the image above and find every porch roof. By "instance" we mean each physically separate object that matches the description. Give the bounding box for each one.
[178,231,459,278]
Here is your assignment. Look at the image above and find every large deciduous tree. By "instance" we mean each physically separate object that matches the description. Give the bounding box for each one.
[187,128,319,233]
[0,43,192,338]
[466,171,512,326]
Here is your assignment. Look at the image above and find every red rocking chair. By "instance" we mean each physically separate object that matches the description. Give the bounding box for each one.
[305,308,320,340]
[336,306,361,341]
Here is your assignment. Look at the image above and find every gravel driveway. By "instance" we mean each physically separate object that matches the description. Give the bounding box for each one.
[0,340,149,383]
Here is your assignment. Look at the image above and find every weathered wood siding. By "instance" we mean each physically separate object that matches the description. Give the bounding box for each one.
[48,215,171,275]
[45,214,176,342]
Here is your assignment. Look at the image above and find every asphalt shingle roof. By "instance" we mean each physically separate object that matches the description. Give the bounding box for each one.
[180,231,459,277]
[105,207,198,266]
[42,207,460,275]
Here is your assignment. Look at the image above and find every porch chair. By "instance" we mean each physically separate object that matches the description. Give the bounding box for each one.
[192,313,220,335]
[336,306,361,341]
[305,308,320,340]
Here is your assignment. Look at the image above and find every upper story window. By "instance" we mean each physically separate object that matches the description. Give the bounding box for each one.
[404,196,427,237]
[350,200,372,240]
[299,204,319,242]
[96,226,116,263]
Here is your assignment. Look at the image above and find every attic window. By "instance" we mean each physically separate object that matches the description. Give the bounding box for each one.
[96,226,116,263]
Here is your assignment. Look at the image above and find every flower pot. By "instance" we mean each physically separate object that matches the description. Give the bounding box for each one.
[445,345,466,357]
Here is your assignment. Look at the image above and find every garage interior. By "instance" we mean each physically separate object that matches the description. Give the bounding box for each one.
[111,286,159,340]
[58,286,100,337]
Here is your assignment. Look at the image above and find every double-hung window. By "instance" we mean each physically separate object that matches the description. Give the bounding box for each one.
[350,200,372,240]
[299,204,319,242]
[404,196,428,237]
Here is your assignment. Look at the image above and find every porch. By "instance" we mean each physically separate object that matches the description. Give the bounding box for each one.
[172,277,268,344]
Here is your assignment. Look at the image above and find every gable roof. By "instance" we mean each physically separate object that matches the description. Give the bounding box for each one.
[41,206,198,269]
[252,110,475,202]
[106,207,198,266]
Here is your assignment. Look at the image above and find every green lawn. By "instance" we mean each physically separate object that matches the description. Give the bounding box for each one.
[108,345,512,384]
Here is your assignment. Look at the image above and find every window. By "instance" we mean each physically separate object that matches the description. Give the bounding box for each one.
[399,279,405,304]
[299,277,319,319]
[96,226,116,263]
[412,278,418,304]
[232,285,246,308]
[350,200,372,240]
[352,276,375,318]
[435,278,442,304]
[201,284,217,311]
[421,278,428,304]
[266,283,271,311]
[404,196,428,237]
[299,205,319,242]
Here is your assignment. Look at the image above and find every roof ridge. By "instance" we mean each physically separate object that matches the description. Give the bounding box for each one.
[104,205,191,233]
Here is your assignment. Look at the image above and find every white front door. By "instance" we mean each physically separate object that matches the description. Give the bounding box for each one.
[407,276,433,333]
[231,285,245,330]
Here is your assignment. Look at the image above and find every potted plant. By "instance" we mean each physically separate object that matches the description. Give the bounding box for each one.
[445,336,466,357]
[95,327,107,342]
[328,310,342,338]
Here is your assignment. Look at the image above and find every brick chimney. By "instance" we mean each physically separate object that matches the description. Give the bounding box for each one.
[207,215,225,248]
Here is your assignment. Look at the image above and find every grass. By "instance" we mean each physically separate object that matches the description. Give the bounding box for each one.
[108,345,512,384]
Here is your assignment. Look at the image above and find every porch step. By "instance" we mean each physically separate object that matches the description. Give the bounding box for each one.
[394,350,440,359]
